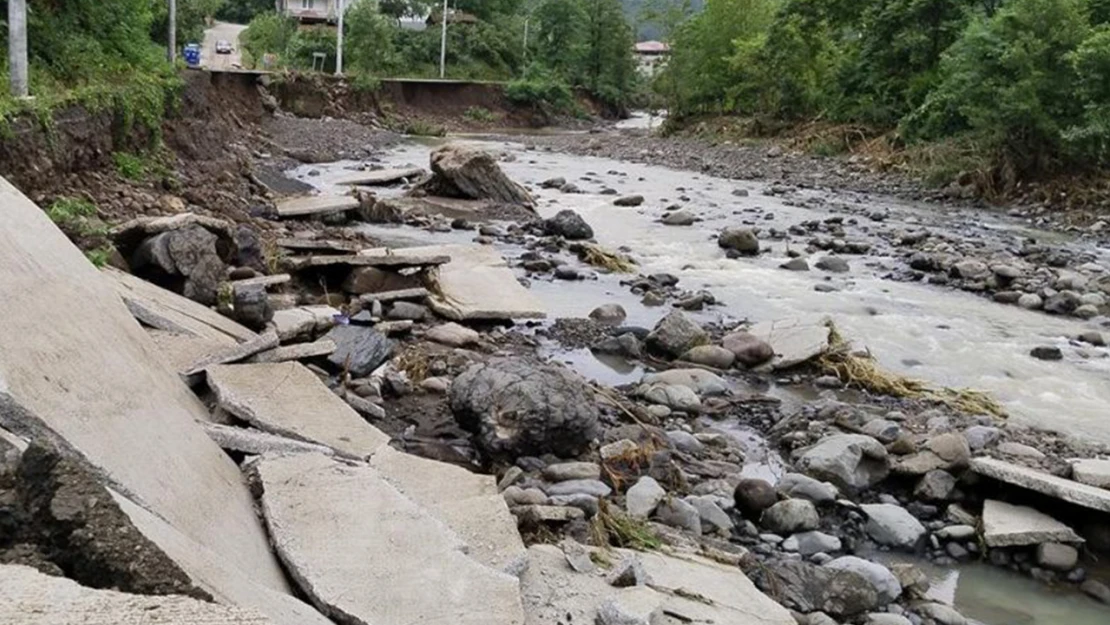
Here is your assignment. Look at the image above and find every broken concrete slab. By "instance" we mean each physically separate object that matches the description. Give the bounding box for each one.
[287,252,451,271]
[271,306,338,342]
[1071,458,1110,489]
[105,266,257,343]
[370,445,527,573]
[746,316,832,370]
[981,499,1083,547]
[248,340,336,363]
[206,362,389,458]
[275,238,363,255]
[275,195,359,219]
[112,492,333,625]
[231,273,291,290]
[394,244,546,320]
[254,453,525,625]
[0,179,287,592]
[357,287,431,304]
[520,544,795,625]
[971,457,1110,513]
[202,423,337,457]
[334,166,425,186]
[0,564,273,625]
[146,328,233,374]
[184,331,280,377]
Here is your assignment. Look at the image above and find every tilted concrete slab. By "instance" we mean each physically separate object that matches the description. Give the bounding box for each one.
[334,166,425,186]
[0,179,287,593]
[104,266,257,343]
[146,328,232,375]
[184,331,281,376]
[275,195,359,218]
[393,244,546,320]
[248,340,337,363]
[288,252,451,270]
[202,423,338,457]
[231,273,292,290]
[0,564,273,625]
[981,499,1083,547]
[112,492,332,625]
[746,316,832,370]
[370,445,527,573]
[254,454,525,625]
[276,238,363,254]
[520,544,795,625]
[971,457,1110,513]
[206,362,389,459]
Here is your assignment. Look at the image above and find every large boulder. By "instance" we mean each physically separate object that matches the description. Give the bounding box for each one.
[544,210,594,240]
[762,499,820,533]
[450,358,599,458]
[759,560,882,618]
[860,504,926,549]
[130,225,226,305]
[417,144,534,206]
[718,227,760,256]
[823,557,901,604]
[795,434,889,493]
[646,311,709,358]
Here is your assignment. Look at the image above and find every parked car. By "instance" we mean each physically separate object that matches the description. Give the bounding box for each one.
[215,40,233,55]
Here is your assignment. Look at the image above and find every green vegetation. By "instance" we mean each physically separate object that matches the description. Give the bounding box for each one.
[46,198,107,237]
[85,246,114,269]
[464,106,497,122]
[113,152,149,181]
[241,0,640,110]
[658,0,1110,191]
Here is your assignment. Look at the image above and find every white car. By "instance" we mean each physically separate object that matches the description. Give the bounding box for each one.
[215,40,233,55]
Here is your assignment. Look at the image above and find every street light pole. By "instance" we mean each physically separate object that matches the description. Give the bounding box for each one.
[168,0,177,63]
[8,0,28,97]
[335,0,345,75]
[438,0,448,78]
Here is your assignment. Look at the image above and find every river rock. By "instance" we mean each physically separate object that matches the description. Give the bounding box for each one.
[824,556,901,604]
[1044,291,1081,315]
[544,479,611,499]
[425,322,481,347]
[1030,345,1063,360]
[1078,330,1106,346]
[1071,458,1110,488]
[734,478,778,519]
[626,476,666,519]
[963,425,1000,450]
[386,301,427,321]
[815,256,850,273]
[1081,579,1110,604]
[421,144,534,206]
[796,434,889,493]
[761,499,819,533]
[641,369,728,396]
[450,358,599,459]
[614,194,645,206]
[232,283,273,330]
[782,531,842,555]
[639,383,701,412]
[665,430,704,455]
[861,504,926,549]
[761,560,881,617]
[543,462,601,482]
[645,311,709,358]
[655,497,702,535]
[131,225,227,306]
[680,345,735,369]
[890,563,930,598]
[661,210,696,226]
[503,486,548,507]
[721,331,775,367]
[865,614,912,625]
[544,210,594,240]
[324,325,395,377]
[778,473,838,503]
[1036,542,1079,571]
[589,303,627,324]
[916,602,967,625]
[718,227,760,255]
[780,258,810,271]
[1017,293,1043,309]
[861,419,902,444]
[950,260,989,280]
[541,177,566,188]
[596,586,664,625]
[996,441,1046,459]
[914,470,957,502]
[895,433,969,475]
[686,495,734,534]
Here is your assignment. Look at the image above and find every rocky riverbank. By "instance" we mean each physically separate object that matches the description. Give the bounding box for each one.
[4,97,1110,625]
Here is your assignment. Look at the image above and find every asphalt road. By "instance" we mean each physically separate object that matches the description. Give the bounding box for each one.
[201,22,247,70]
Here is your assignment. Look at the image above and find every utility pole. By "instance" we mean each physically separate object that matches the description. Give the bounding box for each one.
[438,0,448,78]
[522,18,529,64]
[335,0,344,75]
[8,0,28,97]
[168,0,177,63]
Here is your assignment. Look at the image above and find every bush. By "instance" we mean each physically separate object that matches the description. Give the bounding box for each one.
[241,11,298,68]
[1063,26,1110,166]
[506,66,576,114]
[113,152,148,180]
[464,106,497,122]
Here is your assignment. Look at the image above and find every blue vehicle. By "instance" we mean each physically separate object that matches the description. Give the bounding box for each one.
[183,43,202,68]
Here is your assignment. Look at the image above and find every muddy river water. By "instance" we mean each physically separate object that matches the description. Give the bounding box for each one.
[288,135,1110,624]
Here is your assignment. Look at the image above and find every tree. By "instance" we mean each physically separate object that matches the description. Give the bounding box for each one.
[346,0,399,73]
[151,0,225,46]
[534,0,588,77]
[241,11,298,66]
[217,0,275,23]
[378,0,429,19]
[580,0,638,107]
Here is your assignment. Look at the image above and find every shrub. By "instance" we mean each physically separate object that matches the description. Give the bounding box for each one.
[113,152,148,180]
[464,106,497,122]
[506,66,576,113]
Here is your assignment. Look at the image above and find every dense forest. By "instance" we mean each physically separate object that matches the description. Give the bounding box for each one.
[658,0,1110,189]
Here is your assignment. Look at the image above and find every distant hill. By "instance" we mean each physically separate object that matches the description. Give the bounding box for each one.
[621,0,705,41]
